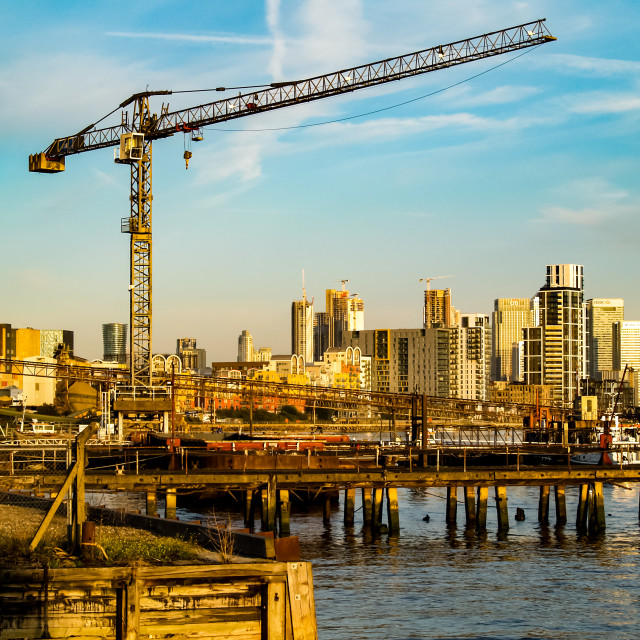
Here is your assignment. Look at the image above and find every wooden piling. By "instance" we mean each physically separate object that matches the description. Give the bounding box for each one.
[278,489,291,536]
[261,479,277,532]
[554,485,567,526]
[464,486,476,528]
[165,488,177,520]
[361,488,372,526]
[446,486,458,526]
[244,490,253,528]
[495,486,509,531]
[386,487,400,533]
[261,489,273,532]
[588,482,606,534]
[323,492,331,525]
[538,485,550,523]
[372,488,384,528]
[576,484,589,532]
[146,491,158,517]
[476,486,488,530]
[344,487,356,527]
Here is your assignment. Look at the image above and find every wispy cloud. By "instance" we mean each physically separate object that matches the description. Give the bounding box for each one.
[567,92,640,115]
[438,84,542,108]
[266,0,286,79]
[535,178,638,227]
[541,53,640,77]
[105,31,274,46]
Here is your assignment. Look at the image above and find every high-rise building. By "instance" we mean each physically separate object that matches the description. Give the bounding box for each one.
[346,328,454,395]
[346,322,488,401]
[177,338,201,372]
[40,329,74,358]
[423,288,454,329]
[491,298,537,381]
[523,264,585,406]
[325,288,364,349]
[103,323,127,364]
[237,330,254,362]
[458,314,491,401]
[292,298,314,363]
[586,298,624,379]
[313,312,330,362]
[545,263,584,290]
[613,321,640,404]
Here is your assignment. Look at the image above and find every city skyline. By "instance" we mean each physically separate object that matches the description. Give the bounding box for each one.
[2,1,639,361]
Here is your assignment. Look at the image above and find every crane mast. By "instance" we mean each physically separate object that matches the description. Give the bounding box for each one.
[29,20,555,388]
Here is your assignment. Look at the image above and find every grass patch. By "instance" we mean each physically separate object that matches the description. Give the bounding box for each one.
[94,525,201,566]
[0,505,207,567]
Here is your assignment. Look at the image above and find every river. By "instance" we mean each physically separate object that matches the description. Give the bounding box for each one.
[90,482,640,639]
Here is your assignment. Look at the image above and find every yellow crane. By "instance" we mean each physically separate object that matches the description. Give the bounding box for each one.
[29,20,555,388]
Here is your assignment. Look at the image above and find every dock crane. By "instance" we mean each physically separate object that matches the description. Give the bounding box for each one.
[29,20,555,388]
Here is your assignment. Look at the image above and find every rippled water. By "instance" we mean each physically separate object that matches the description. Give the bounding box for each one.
[90,483,640,639]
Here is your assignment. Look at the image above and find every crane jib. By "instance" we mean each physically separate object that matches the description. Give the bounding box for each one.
[30,19,555,166]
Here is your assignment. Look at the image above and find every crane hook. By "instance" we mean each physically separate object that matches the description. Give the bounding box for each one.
[183,150,192,170]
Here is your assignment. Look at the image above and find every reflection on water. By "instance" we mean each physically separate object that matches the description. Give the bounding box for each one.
[88,484,640,640]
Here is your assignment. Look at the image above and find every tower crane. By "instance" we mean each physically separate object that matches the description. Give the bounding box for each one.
[29,20,555,388]
[419,275,455,292]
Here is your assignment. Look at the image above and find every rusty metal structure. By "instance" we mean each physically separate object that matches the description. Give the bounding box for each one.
[28,20,555,389]
[0,357,547,426]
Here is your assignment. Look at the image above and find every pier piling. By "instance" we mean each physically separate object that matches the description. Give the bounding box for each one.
[495,486,509,531]
[386,487,400,533]
[446,486,458,526]
[577,484,589,532]
[344,487,356,527]
[538,485,550,523]
[146,491,158,517]
[165,488,176,520]
[362,488,372,526]
[588,482,606,534]
[554,485,567,526]
[372,488,384,529]
[464,486,476,528]
[278,489,291,536]
[476,486,488,530]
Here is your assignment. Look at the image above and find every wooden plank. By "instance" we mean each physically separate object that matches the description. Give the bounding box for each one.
[139,610,261,636]
[139,593,261,611]
[267,580,286,640]
[28,460,79,551]
[286,562,317,640]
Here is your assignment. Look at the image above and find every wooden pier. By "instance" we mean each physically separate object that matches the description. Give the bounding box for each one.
[4,459,640,537]
[0,562,316,640]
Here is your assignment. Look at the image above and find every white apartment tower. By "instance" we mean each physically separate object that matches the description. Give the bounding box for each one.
[457,314,491,401]
[237,330,254,362]
[586,298,624,378]
[613,321,640,404]
[491,298,537,381]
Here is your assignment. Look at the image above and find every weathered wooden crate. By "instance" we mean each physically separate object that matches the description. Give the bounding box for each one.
[0,562,316,640]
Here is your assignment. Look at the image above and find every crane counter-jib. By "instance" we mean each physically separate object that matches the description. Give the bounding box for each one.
[29,19,555,168]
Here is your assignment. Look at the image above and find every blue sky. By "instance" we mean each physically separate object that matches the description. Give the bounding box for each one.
[2,1,639,361]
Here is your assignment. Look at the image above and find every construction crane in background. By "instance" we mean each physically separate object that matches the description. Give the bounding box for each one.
[419,275,455,292]
[333,279,350,294]
[29,20,555,388]
[420,275,455,329]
